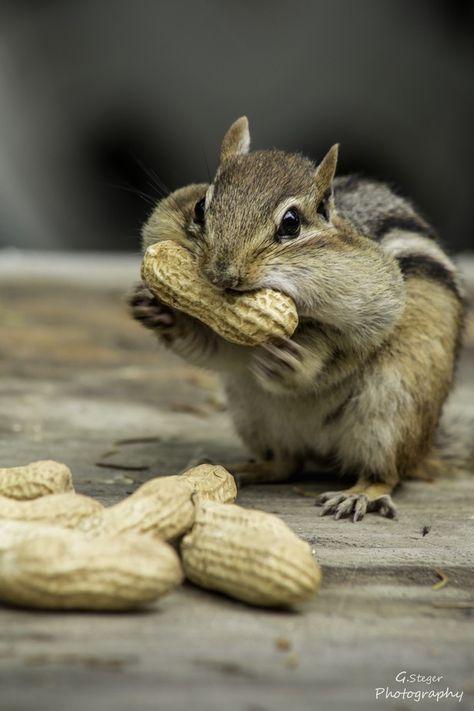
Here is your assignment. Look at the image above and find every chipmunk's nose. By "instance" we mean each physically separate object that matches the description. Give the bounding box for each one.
[203,261,242,290]
[211,272,241,290]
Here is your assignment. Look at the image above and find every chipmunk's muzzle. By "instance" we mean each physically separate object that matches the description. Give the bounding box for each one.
[200,259,244,291]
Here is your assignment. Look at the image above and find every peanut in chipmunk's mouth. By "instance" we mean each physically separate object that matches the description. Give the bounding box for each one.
[222,285,258,296]
[225,282,299,304]
[257,279,301,308]
[220,278,303,317]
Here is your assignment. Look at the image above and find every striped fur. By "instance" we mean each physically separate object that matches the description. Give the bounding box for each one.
[334,176,434,241]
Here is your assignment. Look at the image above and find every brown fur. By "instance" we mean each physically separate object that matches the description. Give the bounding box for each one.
[132,116,467,521]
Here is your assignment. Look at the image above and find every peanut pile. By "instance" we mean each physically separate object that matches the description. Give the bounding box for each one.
[0,460,321,611]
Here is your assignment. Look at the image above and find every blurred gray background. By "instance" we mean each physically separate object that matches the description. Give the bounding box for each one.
[0,0,472,253]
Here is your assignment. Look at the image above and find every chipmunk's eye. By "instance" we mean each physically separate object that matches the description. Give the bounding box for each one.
[194,198,206,225]
[277,208,300,238]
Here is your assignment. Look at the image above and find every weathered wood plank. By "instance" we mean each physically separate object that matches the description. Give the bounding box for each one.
[0,258,472,710]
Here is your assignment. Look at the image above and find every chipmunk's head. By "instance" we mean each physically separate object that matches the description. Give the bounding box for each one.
[184,117,351,311]
[143,117,404,337]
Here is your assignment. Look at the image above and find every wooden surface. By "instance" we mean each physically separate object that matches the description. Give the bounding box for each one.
[0,253,473,711]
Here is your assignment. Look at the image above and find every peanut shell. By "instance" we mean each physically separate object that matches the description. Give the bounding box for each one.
[180,464,237,504]
[0,530,183,611]
[135,467,237,505]
[79,476,195,541]
[0,519,74,552]
[0,461,73,500]
[141,240,298,346]
[181,499,321,607]
[0,492,103,528]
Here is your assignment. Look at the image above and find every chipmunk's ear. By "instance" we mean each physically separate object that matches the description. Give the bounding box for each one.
[220,116,250,164]
[314,144,339,196]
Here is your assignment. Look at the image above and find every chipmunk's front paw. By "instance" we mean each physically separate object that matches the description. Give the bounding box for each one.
[251,338,312,393]
[129,282,175,331]
[316,491,397,522]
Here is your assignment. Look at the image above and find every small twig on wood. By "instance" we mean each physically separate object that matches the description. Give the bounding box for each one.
[114,436,161,446]
[431,601,474,609]
[432,568,449,591]
[95,462,149,472]
[98,449,118,459]
[171,402,210,417]
[292,486,319,499]
[274,636,292,652]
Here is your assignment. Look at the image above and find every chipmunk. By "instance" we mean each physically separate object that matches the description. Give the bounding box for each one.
[130,117,466,521]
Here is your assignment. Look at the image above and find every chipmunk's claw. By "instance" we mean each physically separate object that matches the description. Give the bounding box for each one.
[316,491,397,521]
[129,282,175,330]
[251,339,307,391]
[253,339,302,375]
[317,492,346,516]
[375,495,397,519]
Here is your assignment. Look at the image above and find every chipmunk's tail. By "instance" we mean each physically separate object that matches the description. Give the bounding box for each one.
[409,399,474,480]
[436,405,474,470]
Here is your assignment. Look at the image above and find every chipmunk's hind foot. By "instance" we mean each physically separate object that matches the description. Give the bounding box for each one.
[317,482,397,522]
